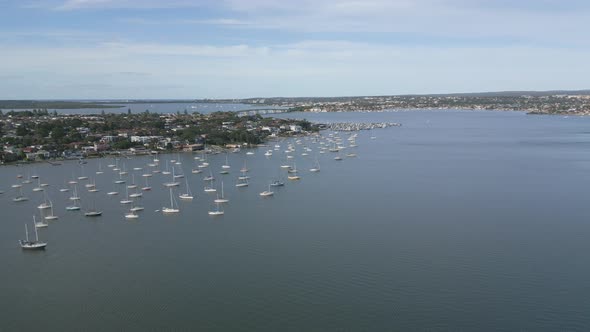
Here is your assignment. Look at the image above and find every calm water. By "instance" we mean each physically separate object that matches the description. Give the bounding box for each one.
[2,102,284,115]
[2,110,590,331]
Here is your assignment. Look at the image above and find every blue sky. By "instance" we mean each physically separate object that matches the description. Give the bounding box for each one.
[0,0,589,99]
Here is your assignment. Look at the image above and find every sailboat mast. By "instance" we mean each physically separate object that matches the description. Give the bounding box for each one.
[33,220,39,241]
[25,223,29,241]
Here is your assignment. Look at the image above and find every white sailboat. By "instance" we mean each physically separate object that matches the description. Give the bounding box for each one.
[69,184,81,201]
[32,177,44,192]
[35,213,49,228]
[208,202,224,216]
[125,210,139,219]
[96,161,104,175]
[162,160,171,175]
[179,177,194,200]
[20,218,47,250]
[287,162,301,180]
[84,192,102,217]
[44,201,58,220]
[38,191,51,209]
[222,154,231,169]
[66,199,81,211]
[114,171,126,184]
[309,157,321,172]
[162,188,180,213]
[259,184,274,197]
[235,176,249,187]
[141,175,152,191]
[214,181,229,203]
[163,166,180,187]
[120,186,133,204]
[127,174,138,189]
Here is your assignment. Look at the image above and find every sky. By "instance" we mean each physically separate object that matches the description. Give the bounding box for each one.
[0,0,589,99]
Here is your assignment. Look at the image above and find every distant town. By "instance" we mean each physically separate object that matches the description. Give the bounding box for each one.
[0,109,317,164]
[2,89,590,164]
[207,90,590,115]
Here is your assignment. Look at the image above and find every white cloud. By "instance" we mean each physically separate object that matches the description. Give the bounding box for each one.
[1,39,589,99]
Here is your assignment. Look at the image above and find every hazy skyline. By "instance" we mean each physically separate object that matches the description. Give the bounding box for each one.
[1,0,589,99]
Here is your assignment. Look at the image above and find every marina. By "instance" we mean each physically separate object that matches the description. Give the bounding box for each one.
[3,110,590,330]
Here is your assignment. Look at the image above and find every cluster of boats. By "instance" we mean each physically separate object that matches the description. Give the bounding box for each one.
[11,131,363,250]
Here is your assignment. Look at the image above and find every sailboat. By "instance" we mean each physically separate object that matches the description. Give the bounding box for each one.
[163,166,181,187]
[69,184,81,201]
[141,175,152,191]
[214,181,229,203]
[38,191,51,209]
[114,171,126,184]
[204,177,217,193]
[238,169,250,181]
[270,179,285,187]
[162,188,180,213]
[259,184,274,197]
[127,174,138,189]
[120,186,133,204]
[240,160,249,173]
[235,176,249,187]
[162,160,171,175]
[12,184,29,202]
[125,209,139,219]
[44,201,58,220]
[66,199,81,211]
[34,214,49,228]
[78,164,89,180]
[208,202,224,216]
[309,157,321,172]
[222,154,231,169]
[287,162,301,180]
[96,161,104,175]
[32,177,44,192]
[84,192,102,217]
[179,178,194,200]
[203,170,215,182]
[20,218,47,250]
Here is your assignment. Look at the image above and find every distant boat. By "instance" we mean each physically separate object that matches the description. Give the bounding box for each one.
[179,178,194,200]
[163,166,180,187]
[125,210,139,219]
[208,202,224,216]
[162,188,180,213]
[259,184,274,197]
[287,163,301,180]
[20,218,47,250]
[65,199,81,211]
[141,176,152,191]
[120,186,133,204]
[69,184,81,201]
[214,181,229,203]
[221,154,231,169]
[236,175,249,187]
[44,201,58,220]
[270,179,284,187]
[32,177,44,192]
[13,185,28,202]
[84,191,102,217]
[35,214,48,228]
[309,157,321,172]
[240,160,249,173]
